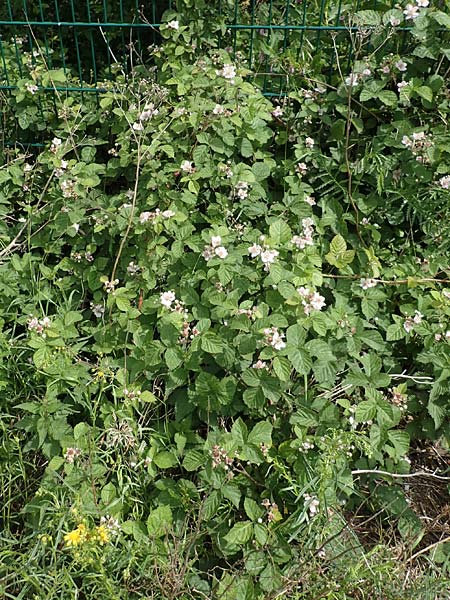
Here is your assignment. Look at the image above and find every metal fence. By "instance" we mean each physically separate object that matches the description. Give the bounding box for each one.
[0,0,413,98]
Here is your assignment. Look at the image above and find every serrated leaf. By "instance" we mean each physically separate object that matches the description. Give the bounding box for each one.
[244,498,264,521]
[201,333,223,354]
[386,323,406,341]
[269,219,292,244]
[378,90,398,106]
[202,490,222,521]
[154,450,178,469]
[288,348,312,375]
[248,421,272,446]
[147,505,172,538]
[224,521,253,545]
[182,449,205,471]
[272,356,291,382]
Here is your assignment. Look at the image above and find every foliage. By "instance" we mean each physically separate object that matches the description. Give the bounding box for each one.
[1,0,450,598]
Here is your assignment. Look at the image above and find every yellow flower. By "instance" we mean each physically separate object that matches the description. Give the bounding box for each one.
[95,524,109,544]
[64,523,87,547]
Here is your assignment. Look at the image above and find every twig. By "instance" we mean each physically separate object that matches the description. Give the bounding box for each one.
[323,274,450,285]
[406,535,450,564]
[352,469,450,481]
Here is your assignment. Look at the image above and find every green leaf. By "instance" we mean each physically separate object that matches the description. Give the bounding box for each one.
[147,505,173,538]
[269,219,292,244]
[244,498,265,521]
[154,450,178,469]
[182,449,205,471]
[288,348,312,375]
[378,90,398,107]
[231,417,248,445]
[201,332,223,354]
[203,490,222,521]
[115,296,131,312]
[416,86,433,103]
[387,430,410,458]
[386,323,406,341]
[248,421,272,446]
[224,521,253,545]
[272,356,291,382]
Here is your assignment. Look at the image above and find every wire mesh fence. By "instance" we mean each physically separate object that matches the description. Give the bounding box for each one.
[0,0,415,97]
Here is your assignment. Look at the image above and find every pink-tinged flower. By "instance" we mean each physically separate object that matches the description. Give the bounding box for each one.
[415,0,429,6]
[395,59,407,72]
[213,104,224,115]
[390,15,401,26]
[260,249,279,266]
[264,327,286,350]
[214,246,228,259]
[248,243,262,258]
[381,65,391,74]
[362,68,372,76]
[296,162,308,175]
[160,291,176,308]
[210,235,222,248]
[167,20,179,30]
[438,175,450,189]
[272,106,283,118]
[180,160,194,173]
[297,286,310,298]
[305,137,315,148]
[235,181,249,199]
[345,73,359,87]
[202,246,214,261]
[139,211,152,223]
[309,292,326,311]
[217,64,237,81]
[403,4,420,19]
[397,81,409,91]
[64,447,81,463]
[252,360,267,369]
[360,278,378,290]
[304,195,316,206]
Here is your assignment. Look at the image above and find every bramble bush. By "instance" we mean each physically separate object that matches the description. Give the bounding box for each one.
[1,1,450,598]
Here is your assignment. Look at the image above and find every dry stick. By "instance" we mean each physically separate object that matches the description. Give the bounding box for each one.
[352,469,450,482]
[406,535,450,564]
[323,274,450,285]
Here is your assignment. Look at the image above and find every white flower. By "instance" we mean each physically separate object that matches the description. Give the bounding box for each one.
[296,162,308,175]
[305,137,315,148]
[160,291,176,308]
[214,246,228,259]
[403,4,420,19]
[438,175,450,189]
[161,209,176,218]
[271,331,286,350]
[360,278,378,290]
[248,243,262,258]
[415,0,429,6]
[260,249,279,265]
[202,246,214,261]
[402,135,412,148]
[390,15,401,26]
[362,68,372,77]
[413,310,423,324]
[132,121,144,131]
[210,235,222,248]
[40,316,51,328]
[25,82,38,94]
[236,188,248,199]
[309,292,326,311]
[252,360,267,369]
[167,20,179,30]
[412,131,425,142]
[71,223,80,233]
[52,137,62,147]
[381,65,391,74]
[345,73,359,87]
[304,195,316,206]
[90,303,105,318]
[272,106,283,117]
[180,160,194,173]
[217,64,237,81]
[139,211,152,223]
[297,286,310,298]
[213,104,224,115]
[395,59,407,72]
[397,81,409,91]
[139,104,159,121]
[64,447,81,463]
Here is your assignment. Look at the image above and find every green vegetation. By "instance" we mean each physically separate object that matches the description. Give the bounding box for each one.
[1,1,450,598]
